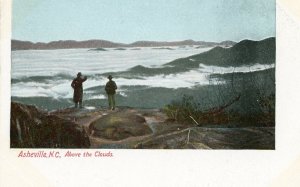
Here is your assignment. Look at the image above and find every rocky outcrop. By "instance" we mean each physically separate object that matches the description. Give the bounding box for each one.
[10,103,275,149]
[89,111,153,141]
[83,108,274,149]
[10,102,90,148]
[135,127,275,149]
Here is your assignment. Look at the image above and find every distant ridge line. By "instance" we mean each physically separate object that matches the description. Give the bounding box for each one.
[11,39,236,50]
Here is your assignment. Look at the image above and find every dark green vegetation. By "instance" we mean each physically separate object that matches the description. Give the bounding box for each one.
[164,91,275,127]
[163,68,275,127]
[160,38,275,127]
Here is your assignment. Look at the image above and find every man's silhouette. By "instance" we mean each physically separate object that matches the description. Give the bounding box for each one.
[71,72,87,108]
[105,75,117,110]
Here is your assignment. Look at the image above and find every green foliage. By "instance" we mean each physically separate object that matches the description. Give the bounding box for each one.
[257,93,275,126]
[163,95,232,125]
[163,95,201,124]
[163,92,275,127]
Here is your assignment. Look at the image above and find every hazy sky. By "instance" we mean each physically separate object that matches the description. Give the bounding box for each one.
[12,0,275,43]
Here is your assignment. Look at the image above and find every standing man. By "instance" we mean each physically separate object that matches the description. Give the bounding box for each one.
[105,75,117,110]
[71,72,87,108]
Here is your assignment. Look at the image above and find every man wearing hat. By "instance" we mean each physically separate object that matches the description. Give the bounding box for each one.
[105,75,117,110]
[71,72,87,108]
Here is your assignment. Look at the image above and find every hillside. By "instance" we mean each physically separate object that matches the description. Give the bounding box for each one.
[103,37,276,77]
[165,37,275,67]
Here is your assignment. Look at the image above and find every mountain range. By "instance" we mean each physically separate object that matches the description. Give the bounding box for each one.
[166,37,275,67]
[102,37,275,77]
[11,39,236,50]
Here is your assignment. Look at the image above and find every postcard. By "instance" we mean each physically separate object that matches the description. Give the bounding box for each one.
[1,0,300,186]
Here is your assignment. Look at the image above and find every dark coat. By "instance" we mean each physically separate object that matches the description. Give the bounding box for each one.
[105,80,117,95]
[71,76,87,103]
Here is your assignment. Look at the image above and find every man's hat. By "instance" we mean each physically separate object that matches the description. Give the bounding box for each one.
[108,75,113,79]
[77,72,82,76]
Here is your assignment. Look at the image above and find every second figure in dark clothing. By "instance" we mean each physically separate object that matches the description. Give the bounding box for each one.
[71,72,87,108]
[105,75,117,110]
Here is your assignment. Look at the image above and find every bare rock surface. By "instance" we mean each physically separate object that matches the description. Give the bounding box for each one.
[11,103,275,149]
[135,127,275,149]
[54,107,274,149]
[89,111,152,141]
